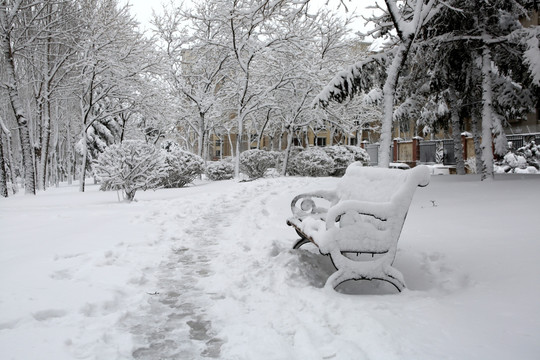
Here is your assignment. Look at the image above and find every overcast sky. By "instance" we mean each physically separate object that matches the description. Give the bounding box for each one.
[126,0,379,36]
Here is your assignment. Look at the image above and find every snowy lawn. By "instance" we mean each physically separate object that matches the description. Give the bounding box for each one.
[1,174,539,360]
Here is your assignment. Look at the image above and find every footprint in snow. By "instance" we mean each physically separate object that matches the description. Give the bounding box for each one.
[32,309,67,321]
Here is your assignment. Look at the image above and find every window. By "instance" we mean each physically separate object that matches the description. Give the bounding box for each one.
[316,137,326,147]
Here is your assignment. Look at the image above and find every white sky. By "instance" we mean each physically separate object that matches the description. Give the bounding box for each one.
[126,0,379,36]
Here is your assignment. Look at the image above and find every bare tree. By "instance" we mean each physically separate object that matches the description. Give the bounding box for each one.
[204,0,313,177]
[0,114,18,193]
[0,0,38,194]
[75,0,158,191]
[0,119,7,197]
[30,1,78,190]
[153,2,231,160]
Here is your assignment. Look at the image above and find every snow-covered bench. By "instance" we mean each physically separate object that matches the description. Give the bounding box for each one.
[286,163,430,292]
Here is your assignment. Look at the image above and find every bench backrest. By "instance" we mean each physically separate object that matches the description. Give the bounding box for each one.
[336,163,430,206]
[321,164,430,254]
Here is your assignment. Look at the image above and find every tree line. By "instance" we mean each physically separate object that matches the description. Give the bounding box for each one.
[1,0,538,197]
[317,0,539,179]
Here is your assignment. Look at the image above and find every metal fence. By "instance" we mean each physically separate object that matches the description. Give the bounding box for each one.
[507,133,540,151]
[419,142,436,163]
[366,133,540,167]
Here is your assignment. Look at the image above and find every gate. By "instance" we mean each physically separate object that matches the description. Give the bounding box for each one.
[366,144,379,166]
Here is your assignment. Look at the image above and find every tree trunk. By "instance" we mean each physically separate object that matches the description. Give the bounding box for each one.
[281,127,294,176]
[471,110,483,174]
[124,187,136,202]
[449,87,465,175]
[198,113,205,157]
[120,114,128,143]
[51,126,60,187]
[0,132,8,197]
[38,20,55,191]
[202,130,209,163]
[39,96,52,190]
[258,110,271,150]
[1,29,36,194]
[480,45,494,181]
[379,40,412,168]
[269,134,275,151]
[226,130,234,159]
[0,115,18,194]
[53,151,59,187]
[66,124,73,185]
[234,114,244,177]
[79,132,88,192]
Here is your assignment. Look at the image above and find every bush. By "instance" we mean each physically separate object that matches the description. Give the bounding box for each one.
[500,140,540,173]
[323,146,355,176]
[343,145,370,165]
[502,152,527,172]
[288,147,334,177]
[276,146,304,174]
[239,149,279,179]
[94,140,168,202]
[516,140,540,170]
[160,144,204,188]
[206,161,235,181]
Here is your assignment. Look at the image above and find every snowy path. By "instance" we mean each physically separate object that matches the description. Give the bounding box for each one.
[127,191,236,358]
[124,178,304,359]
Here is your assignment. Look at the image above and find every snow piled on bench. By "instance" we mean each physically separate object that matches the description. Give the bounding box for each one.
[337,163,430,203]
[1,174,539,359]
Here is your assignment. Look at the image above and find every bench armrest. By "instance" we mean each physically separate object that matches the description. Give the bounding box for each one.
[290,190,339,220]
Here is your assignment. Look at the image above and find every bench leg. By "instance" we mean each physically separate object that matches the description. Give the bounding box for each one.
[325,250,406,292]
[384,266,406,292]
[325,268,405,292]
[293,238,311,250]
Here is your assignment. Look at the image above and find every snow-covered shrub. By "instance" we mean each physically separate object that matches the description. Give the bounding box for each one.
[500,141,540,173]
[516,140,540,170]
[240,149,279,179]
[94,140,168,202]
[288,147,334,177]
[343,145,370,165]
[323,145,354,176]
[502,152,527,172]
[160,143,204,188]
[205,161,234,181]
[276,146,304,174]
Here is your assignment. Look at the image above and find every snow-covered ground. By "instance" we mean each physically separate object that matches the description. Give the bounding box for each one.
[1,174,539,360]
